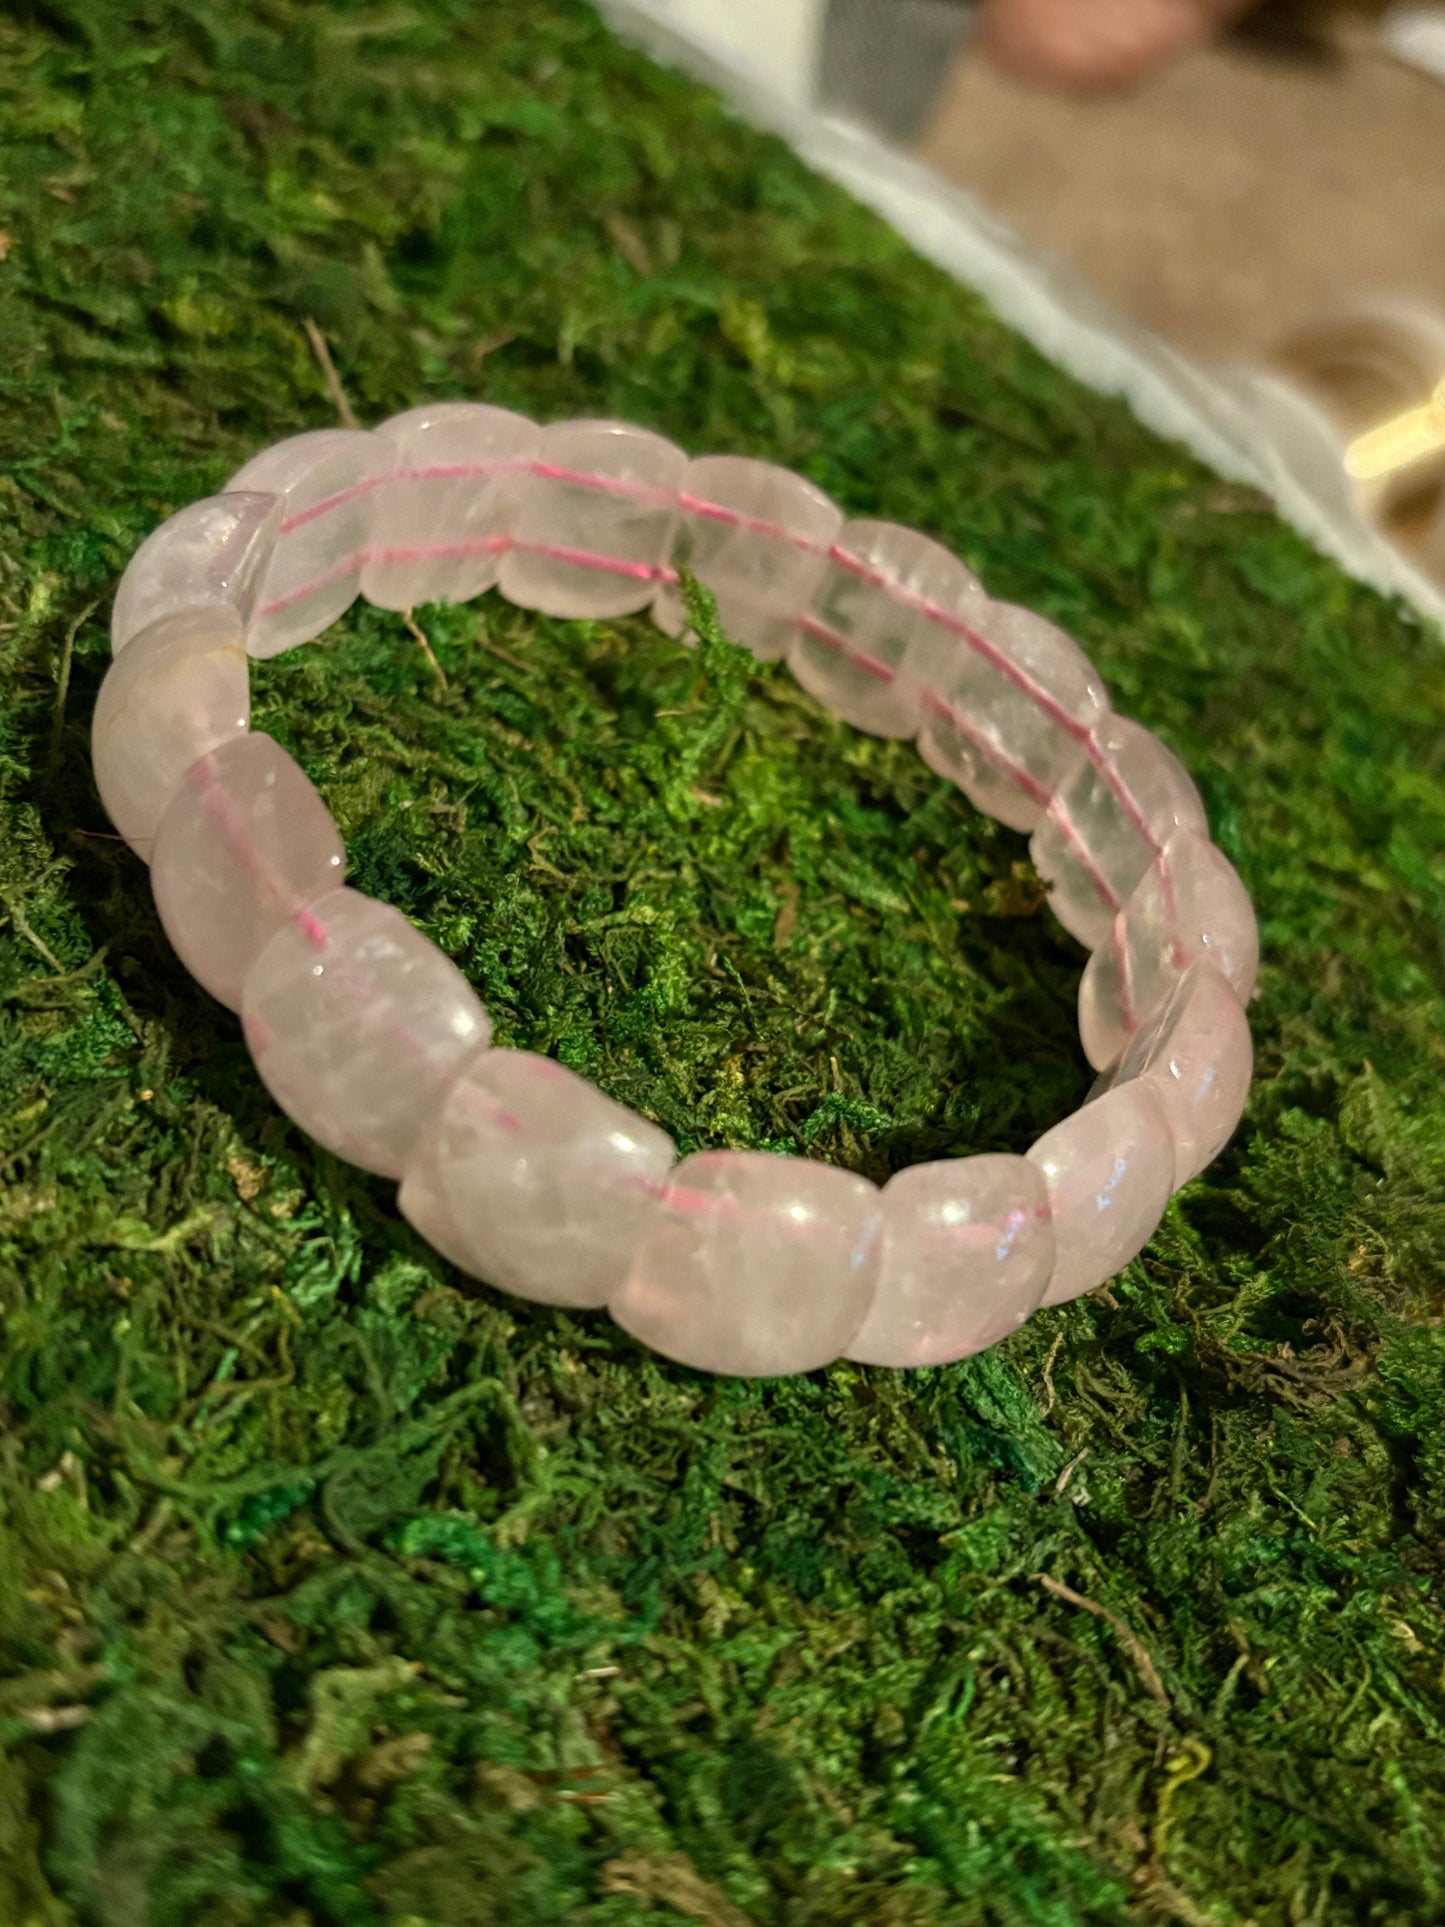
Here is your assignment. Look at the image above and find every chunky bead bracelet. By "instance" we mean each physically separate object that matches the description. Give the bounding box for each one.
[92,406,1257,1377]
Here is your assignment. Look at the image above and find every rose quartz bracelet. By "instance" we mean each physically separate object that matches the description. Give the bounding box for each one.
[92,406,1257,1377]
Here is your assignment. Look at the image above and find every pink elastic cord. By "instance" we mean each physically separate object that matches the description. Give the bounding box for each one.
[917,691,1052,809]
[258,536,675,618]
[264,459,1161,858]
[1112,918,1137,1033]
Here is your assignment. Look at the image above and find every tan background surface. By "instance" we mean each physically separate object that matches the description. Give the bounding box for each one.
[918,18,1445,365]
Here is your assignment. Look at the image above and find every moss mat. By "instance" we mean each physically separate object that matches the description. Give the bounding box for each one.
[3,3,1445,1922]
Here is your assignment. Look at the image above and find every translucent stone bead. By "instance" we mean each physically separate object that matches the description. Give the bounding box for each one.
[149,733,345,1012]
[398,1049,675,1308]
[111,493,281,655]
[916,602,1107,833]
[241,887,490,1178]
[1026,1082,1175,1307]
[362,402,539,612]
[1030,716,1208,950]
[1103,963,1253,1187]
[91,609,249,856]
[611,1150,883,1376]
[1078,828,1259,1070]
[791,519,984,739]
[846,1154,1054,1367]
[498,419,685,619]
[227,429,389,659]
[654,455,841,660]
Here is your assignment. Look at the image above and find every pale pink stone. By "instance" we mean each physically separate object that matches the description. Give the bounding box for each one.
[1030,716,1207,949]
[1101,963,1253,1186]
[1026,1083,1174,1306]
[241,887,490,1178]
[1078,828,1258,1069]
[111,493,281,655]
[846,1154,1053,1367]
[498,419,685,619]
[654,455,841,660]
[362,403,539,612]
[916,602,1106,833]
[611,1150,882,1376]
[91,609,249,857]
[389,1154,478,1278]
[791,520,984,738]
[149,733,345,1012]
[227,429,389,658]
[398,1049,675,1308]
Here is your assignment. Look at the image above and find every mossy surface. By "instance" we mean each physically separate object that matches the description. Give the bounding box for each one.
[2,3,1445,1923]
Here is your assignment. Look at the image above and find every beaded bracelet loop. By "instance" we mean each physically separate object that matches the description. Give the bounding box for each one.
[92,406,1257,1378]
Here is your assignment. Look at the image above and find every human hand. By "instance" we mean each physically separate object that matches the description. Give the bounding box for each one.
[978,0,1257,90]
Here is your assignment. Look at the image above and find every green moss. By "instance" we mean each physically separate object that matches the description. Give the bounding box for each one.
[2,2,1445,1922]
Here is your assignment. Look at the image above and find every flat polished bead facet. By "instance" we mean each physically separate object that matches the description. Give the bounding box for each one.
[242,887,490,1178]
[150,732,345,1011]
[1030,716,1208,949]
[1027,1082,1174,1306]
[363,403,539,612]
[612,1150,883,1376]
[655,455,841,660]
[846,1154,1054,1367]
[92,608,250,856]
[1102,962,1253,1186]
[792,519,985,738]
[111,492,282,655]
[228,429,389,658]
[398,1049,675,1308]
[916,602,1106,833]
[499,419,685,619]
[1078,828,1258,1070]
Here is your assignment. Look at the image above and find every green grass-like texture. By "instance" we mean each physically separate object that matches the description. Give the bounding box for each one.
[2,3,1445,1922]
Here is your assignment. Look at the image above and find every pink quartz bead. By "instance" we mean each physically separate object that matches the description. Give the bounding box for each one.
[1078,828,1258,1070]
[846,1154,1054,1367]
[1030,715,1208,950]
[916,602,1107,833]
[111,492,281,655]
[241,886,490,1178]
[227,429,389,658]
[397,1048,675,1308]
[498,419,685,619]
[91,608,249,856]
[362,402,539,612]
[654,454,841,660]
[791,519,985,739]
[149,733,345,1012]
[1102,963,1253,1186]
[611,1150,883,1376]
[1026,1082,1175,1306]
